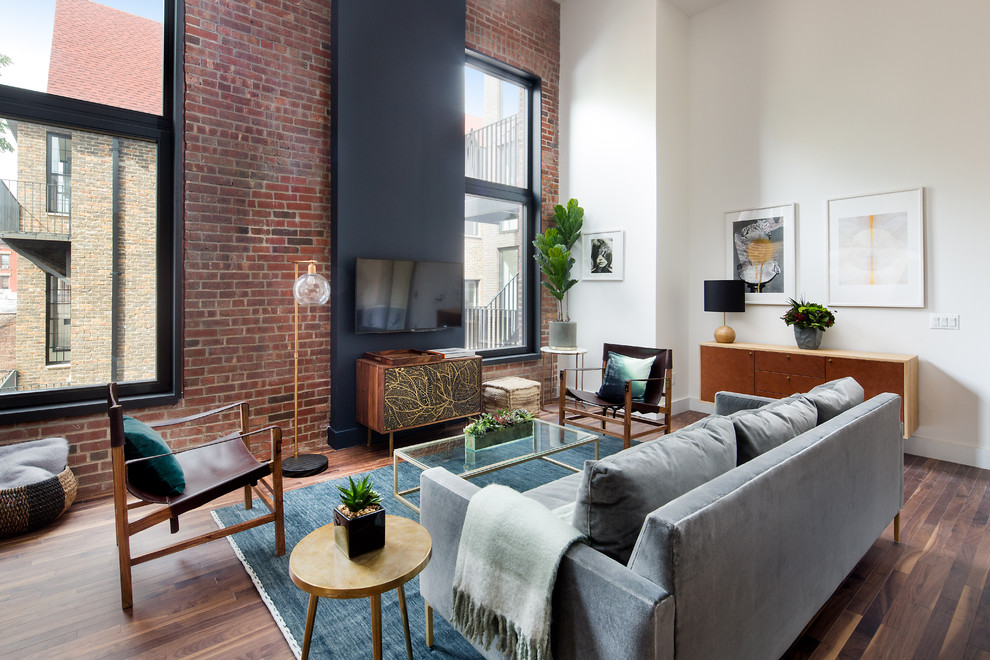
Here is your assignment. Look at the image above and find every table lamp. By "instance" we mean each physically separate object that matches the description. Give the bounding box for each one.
[283,260,331,478]
[704,279,745,344]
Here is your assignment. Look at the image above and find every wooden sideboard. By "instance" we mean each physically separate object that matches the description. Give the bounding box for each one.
[355,355,482,454]
[699,342,918,438]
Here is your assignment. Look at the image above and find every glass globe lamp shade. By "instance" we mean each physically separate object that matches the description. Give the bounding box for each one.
[293,264,331,305]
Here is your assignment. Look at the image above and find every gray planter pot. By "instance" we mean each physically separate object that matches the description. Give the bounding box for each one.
[548,321,578,350]
[794,327,824,350]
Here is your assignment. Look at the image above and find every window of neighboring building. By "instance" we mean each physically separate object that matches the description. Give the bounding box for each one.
[464,280,479,308]
[46,275,70,364]
[465,220,480,237]
[46,133,71,214]
[0,0,178,421]
[0,276,8,290]
[463,52,540,357]
[0,254,8,269]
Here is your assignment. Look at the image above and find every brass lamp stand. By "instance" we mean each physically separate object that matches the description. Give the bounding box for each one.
[282,260,331,478]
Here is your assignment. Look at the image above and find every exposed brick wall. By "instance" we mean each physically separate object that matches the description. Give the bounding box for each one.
[468,0,561,388]
[0,0,560,501]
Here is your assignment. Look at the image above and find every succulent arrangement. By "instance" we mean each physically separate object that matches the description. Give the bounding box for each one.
[780,298,836,331]
[463,409,536,438]
[336,474,382,518]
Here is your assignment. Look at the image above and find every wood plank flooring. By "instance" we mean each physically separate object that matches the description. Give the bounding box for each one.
[2,411,989,659]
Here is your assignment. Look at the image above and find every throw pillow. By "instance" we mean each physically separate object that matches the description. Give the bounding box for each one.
[571,415,736,564]
[728,394,818,464]
[122,416,186,497]
[804,377,865,425]
[596,352,656,403]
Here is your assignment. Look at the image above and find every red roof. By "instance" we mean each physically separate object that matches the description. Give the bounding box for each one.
[47,0,163,115]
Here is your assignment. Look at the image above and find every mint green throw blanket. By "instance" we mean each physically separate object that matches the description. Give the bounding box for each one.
[452,484,584,660]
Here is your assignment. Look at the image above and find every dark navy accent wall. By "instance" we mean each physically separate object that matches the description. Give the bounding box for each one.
[329,0,466,448]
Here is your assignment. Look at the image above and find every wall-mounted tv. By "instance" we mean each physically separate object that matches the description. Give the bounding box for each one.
[355,258,463,334]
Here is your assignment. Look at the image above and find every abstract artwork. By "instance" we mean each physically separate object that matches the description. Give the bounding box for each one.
[725,204,796,305]
[582,230,623,281]
[827,189,924,307]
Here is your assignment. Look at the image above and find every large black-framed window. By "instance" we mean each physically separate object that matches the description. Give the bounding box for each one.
[463,50,541,360]
[0,0,181,422]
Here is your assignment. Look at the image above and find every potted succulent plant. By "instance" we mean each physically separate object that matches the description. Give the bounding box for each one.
[533,198,583,349]
[463,408,536,451]
[780,297,836,350]
[333,474,385,558]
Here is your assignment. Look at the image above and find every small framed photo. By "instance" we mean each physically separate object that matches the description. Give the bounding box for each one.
[725,203,796,305]
[827,188,925,307]
[582,230,623,281]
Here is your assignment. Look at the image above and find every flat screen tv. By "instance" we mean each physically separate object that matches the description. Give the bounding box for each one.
[354,258,463,334]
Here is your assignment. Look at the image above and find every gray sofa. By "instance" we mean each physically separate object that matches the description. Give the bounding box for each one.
[419,378,904,659]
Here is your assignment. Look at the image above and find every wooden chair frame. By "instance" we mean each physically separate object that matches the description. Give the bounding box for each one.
[108,383,285,609]
[558,345,673,449]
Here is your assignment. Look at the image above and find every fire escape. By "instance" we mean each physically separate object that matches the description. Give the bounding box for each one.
[0,178,71,280]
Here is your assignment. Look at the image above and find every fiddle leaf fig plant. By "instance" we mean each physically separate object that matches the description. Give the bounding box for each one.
[533,198,584,321]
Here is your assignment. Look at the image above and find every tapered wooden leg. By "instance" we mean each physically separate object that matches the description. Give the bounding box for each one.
[425,602,434,648]
[894,512,901,543]
[244,484,252,510]
[371,593,383,660]
[301,594,319,660]
[398,584,413,660]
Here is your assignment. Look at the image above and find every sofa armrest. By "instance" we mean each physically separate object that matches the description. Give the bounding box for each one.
[714,391,777,415]
[419,467,674,660]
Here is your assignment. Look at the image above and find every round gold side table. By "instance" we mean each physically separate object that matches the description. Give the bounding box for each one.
[289,515,432,660]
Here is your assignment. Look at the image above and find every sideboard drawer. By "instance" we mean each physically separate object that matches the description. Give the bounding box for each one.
[755,351,825,378]
[755,371,826,397]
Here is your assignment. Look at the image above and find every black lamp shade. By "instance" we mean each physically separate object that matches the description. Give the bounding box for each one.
[704,280,745,313]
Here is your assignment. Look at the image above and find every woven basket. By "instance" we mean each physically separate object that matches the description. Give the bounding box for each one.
[0,466,77,539]
[483,377,541,414]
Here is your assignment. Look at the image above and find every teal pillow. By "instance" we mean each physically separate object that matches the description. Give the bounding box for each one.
[596,352,656,403]
[122,416,185,496]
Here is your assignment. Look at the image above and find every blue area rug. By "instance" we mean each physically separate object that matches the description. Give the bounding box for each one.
[212,434,624,659]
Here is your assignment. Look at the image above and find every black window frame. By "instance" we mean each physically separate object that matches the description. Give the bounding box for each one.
[465,49,541,363]
[45,131,72,215]
[45,274,70,365]
[0,0,182,422]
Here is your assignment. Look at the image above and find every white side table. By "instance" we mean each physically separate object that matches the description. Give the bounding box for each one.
[540,346,588,412]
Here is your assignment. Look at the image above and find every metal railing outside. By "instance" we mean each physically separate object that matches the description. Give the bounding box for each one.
[464,272,521,351]
[465,115,521,187]
[0,179,71,236]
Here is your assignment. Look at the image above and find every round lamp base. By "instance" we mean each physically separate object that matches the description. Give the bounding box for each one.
[714,325,736,344]
[282,453,329,478]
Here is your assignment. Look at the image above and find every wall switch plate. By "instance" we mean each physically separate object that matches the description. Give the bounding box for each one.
[930,313,960,330]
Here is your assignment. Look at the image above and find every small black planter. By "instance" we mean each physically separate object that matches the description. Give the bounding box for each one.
[333,506,386,558]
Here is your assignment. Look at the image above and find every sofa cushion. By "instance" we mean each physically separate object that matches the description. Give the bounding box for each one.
[729,394,818,464]
[572,415,736,564]
[123,416,186,497]
[596,352,655,403]
[804,377,865,425]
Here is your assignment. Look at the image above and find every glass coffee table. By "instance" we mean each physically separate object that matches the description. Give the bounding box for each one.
[393,419,598,512]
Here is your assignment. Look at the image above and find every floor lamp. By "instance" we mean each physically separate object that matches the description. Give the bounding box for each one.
[282,260,331,478]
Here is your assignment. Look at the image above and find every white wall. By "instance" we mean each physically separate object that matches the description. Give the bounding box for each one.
[686,0,990,466]
[560,0,693,408]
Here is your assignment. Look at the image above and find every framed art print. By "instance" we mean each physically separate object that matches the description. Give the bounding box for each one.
[725,204,796,305]
[827,188,924,307]
[582,230,623,280]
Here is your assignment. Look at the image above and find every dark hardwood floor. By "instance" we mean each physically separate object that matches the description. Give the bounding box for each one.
[2,410,988,659]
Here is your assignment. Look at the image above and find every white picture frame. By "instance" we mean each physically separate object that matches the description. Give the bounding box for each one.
[725,203,796,305]
[582,230,623,281]
[827,188,925,307]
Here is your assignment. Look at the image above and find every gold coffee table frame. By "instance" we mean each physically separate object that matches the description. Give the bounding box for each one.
[393,419,599,513]
[289,515,432,660]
